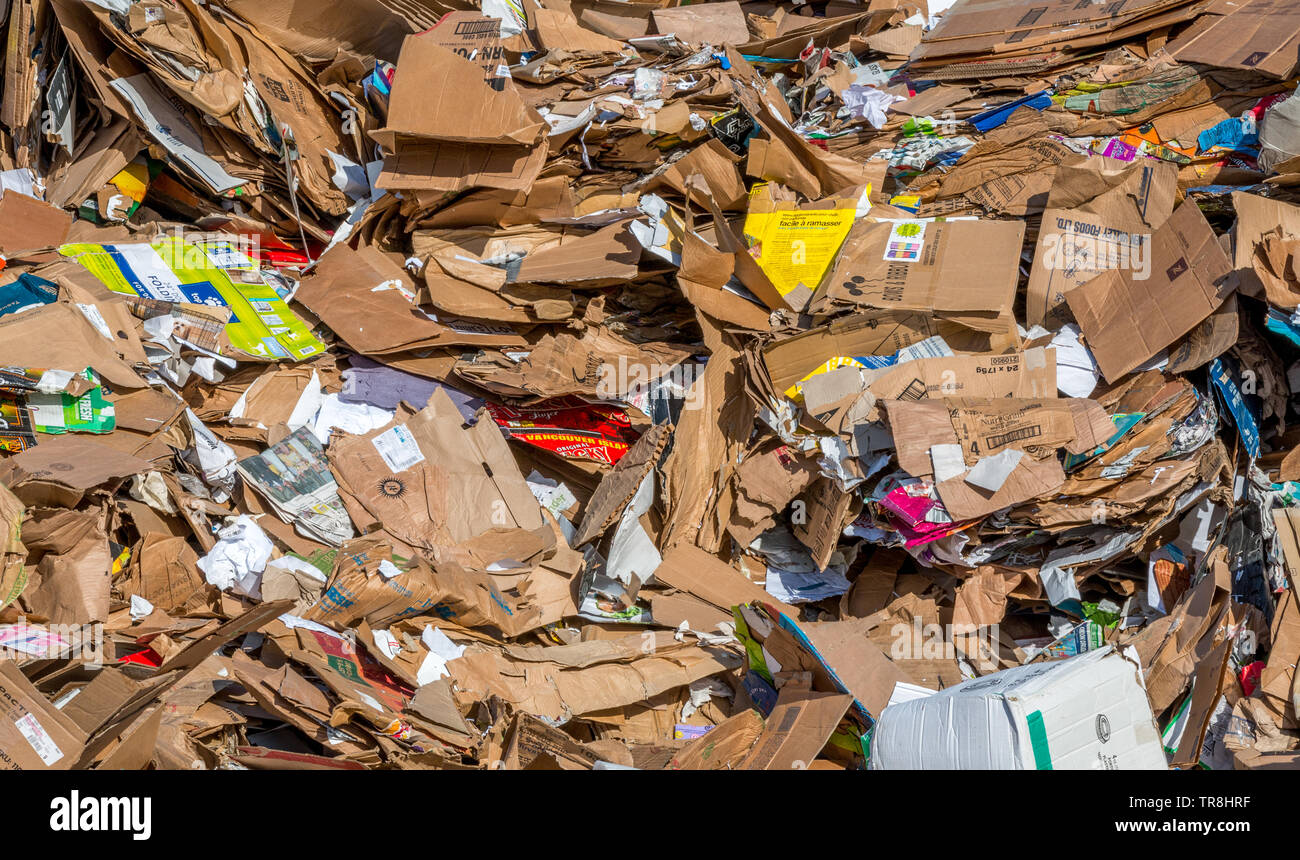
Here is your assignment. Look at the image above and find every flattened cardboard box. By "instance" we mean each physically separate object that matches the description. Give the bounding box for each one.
[328,390,545,553]
[295,244,526,354]
[0,190,74,254]
[668,708,765,769]
[1067,201,1234,383]
[739,686,853,770]
[0,436,152,508]
[800,617,913,720]
[1168,0,1300,79]
[0,661,88,770]
[0,302,150,393]
[651,2,749,46]
[374,36,544,147]
[504,713,603,770]
[886,397,1113,481]
[532,7,627,54]
[922,0,1184,44]
[1231,191,1300,299]
[935,452,1065,521]
[819,218,1024,318]
[868,348,1057,401]
[653,543,799,619]
[377,139,547,194]
[222,0,435,63]
[375,12,548,195]
[793,477,858,571]
[1025,160,1177,327]
[948,397,1116,463]
[915,0,1193,61]
[420,12,510,90]
[762,311,984,397]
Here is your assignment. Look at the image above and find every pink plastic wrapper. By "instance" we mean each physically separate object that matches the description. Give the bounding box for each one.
[878,483,964,547]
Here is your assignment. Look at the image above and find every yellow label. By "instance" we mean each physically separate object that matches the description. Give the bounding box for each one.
[782,356,866,402]
[109,161,150,204]
[743,198,857,303]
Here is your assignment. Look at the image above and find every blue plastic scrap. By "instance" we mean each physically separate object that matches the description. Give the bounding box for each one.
[969,90,1053,133]
[1196,115,1257,155]
[1207,357,1261,459]
[1265,307,1300,348]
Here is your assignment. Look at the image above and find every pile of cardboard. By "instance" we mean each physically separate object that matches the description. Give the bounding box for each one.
[2,0,1300,771]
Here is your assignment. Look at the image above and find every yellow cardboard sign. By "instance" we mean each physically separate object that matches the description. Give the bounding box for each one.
[743,188,859,312]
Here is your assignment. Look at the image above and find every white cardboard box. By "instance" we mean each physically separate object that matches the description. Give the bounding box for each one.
[870,645,1167,770]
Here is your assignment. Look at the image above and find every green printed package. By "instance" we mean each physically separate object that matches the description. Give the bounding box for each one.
[1037,619,1106,660]
[58,237,325,361]
[28,373,115,435]
[0,367,115,437]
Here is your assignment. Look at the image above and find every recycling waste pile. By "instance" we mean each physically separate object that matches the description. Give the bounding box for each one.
[5,0,1300,773]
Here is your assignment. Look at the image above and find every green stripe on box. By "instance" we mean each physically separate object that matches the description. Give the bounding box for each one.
[1027,711,1053,770]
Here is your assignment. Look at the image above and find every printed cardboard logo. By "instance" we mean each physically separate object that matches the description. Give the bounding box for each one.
[378,477,407,499]
[1242,51,1269,68]
[1015,6,1047,26]
[1096,714,1111,743]
[841,275,867,296]
[1165,257,1188,281]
